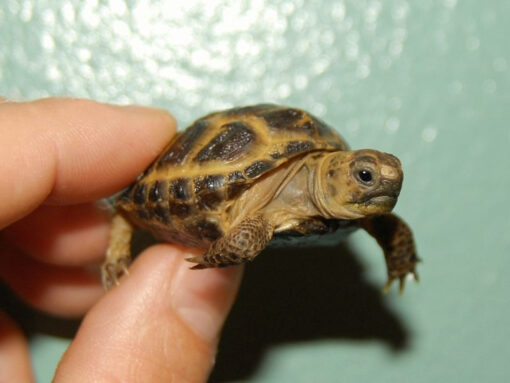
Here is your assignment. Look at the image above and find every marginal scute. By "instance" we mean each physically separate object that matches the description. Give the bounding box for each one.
[285,141,314,155]
[136,209,151,220]
[118,187,132,203]
[170,203,192,218]
[153,204,170,223]
[133,183,147,205]
[270,152,284,159]
[244,160,274,179]
[194,175,226,210]
[203,175,226,191]
[149,180,166,203]
[310,116,335,137]
[169,178,191,201]
[194,175,225,194]
[328,141,345,150]
[228,170,245,182]
[193,218,223,241]
[197,191,224,210]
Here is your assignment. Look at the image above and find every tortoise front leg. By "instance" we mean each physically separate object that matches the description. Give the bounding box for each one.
[187,215,274,269]
[102,213,134,290]
[361,214,419,293]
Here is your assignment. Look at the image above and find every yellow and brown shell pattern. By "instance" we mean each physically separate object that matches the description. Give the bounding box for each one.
[116,104,348,247]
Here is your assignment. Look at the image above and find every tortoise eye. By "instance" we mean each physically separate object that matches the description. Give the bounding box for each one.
[357,169,373,184]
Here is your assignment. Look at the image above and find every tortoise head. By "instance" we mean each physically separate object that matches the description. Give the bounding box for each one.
[314,149,403,219]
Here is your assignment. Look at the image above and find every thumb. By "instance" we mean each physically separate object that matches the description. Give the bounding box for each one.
[53,245,243,383]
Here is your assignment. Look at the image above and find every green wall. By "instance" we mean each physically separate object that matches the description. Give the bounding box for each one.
[1,0,509,381]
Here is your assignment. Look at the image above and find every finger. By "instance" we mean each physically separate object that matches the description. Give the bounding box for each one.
[2,203,110,266]
[0,98,175,228]
[0,311,34,383]
[0,242,103,317]
[54,245,243,383]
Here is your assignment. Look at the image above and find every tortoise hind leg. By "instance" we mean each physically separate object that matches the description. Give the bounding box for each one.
[102,213,134,290]
[187,215,273,269]
[361,214,419,293]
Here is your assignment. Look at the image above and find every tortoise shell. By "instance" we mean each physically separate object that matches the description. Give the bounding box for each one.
[116,104,348,246]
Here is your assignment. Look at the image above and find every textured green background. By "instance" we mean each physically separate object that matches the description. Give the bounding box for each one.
[1,0,509,382]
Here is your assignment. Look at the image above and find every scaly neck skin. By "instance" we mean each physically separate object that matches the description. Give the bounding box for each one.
[263,159,322,220]
[308,152,337,219]
[309,151,364,220]
[261,151,364,232]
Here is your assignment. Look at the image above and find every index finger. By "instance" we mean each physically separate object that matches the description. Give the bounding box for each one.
[0,98,176,228]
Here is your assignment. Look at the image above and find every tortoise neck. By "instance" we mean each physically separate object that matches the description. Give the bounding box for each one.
[309,151,364,219]
[309,152,338,218]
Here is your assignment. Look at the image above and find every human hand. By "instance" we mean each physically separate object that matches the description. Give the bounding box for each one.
[0,98,243,383]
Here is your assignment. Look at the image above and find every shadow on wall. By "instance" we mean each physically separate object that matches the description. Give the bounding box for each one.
[0,238,412,382]
[209,243,411,382]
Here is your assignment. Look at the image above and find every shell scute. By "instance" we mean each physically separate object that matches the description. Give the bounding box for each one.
[185,217,224,241]
[285,140,315,156]
[133,183,147,205]
[228,170,245,183]
[257,107,305,132]
[193,174,226,193]
[244,160,275,179]
[169,178,191,201]
[310,115,335,137]
[169,202,193,218]
[193,121,255,163]
[135,209,151,220]
[158,119,208,167]
[148,180,166,203]
[196,191,224,211]
[153,204,170,223]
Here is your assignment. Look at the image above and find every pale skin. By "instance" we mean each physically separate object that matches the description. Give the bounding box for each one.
[0,98,242,383]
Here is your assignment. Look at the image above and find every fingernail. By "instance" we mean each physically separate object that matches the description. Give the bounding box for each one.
[172,256,242,343]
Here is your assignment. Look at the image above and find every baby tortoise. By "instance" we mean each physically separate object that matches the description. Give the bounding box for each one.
[103,104,419,292]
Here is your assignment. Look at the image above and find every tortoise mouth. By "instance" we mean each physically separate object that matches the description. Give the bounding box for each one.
[367,195,397,207]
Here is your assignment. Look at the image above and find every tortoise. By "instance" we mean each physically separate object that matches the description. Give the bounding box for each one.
[103,104,418,292]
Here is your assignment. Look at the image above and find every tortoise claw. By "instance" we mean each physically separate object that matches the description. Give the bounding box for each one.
[382,279,394,295]
[101,258,130,290]
[398,275,406,295]
[382,269,419,295]
[186,256,213,269]
[189,263,208,270]
[412,268,420,283]
[186,249,241,269]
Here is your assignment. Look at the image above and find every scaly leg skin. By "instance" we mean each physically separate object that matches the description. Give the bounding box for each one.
[102,213,134,290]
[361,214,419,294]
[187,215,274,269]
